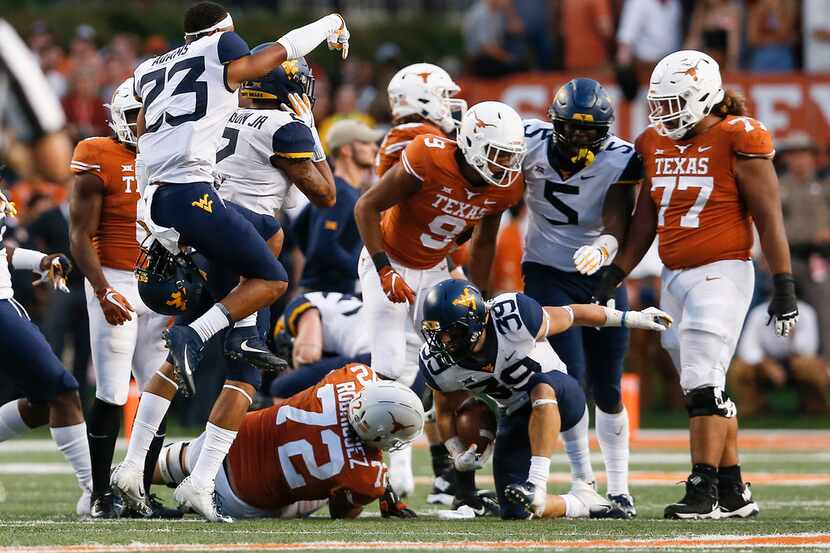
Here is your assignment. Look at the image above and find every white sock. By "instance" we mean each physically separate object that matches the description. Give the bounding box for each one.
[235,312,257,328]
[595,406,630,496]
[528,455,551,490]
[189,304,232,343]
[189,422,237,489]
[51,423,92,492]
[560,407,595,484]
[0,400,30,442]
[560,492,588,518]
[123,393,171,469]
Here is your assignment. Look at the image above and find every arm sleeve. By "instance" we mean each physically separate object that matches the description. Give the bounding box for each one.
[272,121,316,159]
[217,32,250,64]
[730,118,775,158]
[617,153,644,185]
[69,140,103,179]
[515,293,544,338]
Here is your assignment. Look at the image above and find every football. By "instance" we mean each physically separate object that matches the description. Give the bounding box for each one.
[454,397,497,452]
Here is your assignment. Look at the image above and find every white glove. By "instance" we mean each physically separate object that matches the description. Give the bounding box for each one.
[604,306,673,331]
[446,437,486,472]
[326,14,350,59]
[33,255,71,294]
[573,235,618,276]
[281,93,325,162]
[277,14,349,61]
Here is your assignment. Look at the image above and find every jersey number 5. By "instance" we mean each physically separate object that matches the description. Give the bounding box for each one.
[651,176,714,228]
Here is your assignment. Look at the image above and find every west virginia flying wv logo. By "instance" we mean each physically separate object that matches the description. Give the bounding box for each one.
[166,290,188,312]
[452,287,478,311]
[191,194,213,213]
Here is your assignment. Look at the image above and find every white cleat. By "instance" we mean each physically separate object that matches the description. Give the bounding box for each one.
[76,487,92,517]
[110,462,151,517]
[174,476,233,523]
[570,480,627,519]
[388,446,415,498]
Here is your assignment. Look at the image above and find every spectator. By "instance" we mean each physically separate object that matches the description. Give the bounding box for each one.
[616,0,683,84]
[293,120,383,295]
[730,300,829,416]
[685,0,742,71]
[318,84,375,154]
[513,0,556,70]
[778,134,830,361]
[746,0,797,72]
[463,0,527,78]
[40,45,69,98]
[562,0,614,72]
[66,24,103,76]
[803,0,830,73]
[61,68,108,142]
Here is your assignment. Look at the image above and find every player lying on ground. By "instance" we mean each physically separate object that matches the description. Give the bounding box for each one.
[152,364,423,520]
[420,279,671,519]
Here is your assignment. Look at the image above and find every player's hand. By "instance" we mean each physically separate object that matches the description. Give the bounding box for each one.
[34,254,71,293]
[591,264,626,307]
[326,14,349,59]
[453,443,485,472]
[573,245,608,276]
[379,485,416,518]
[767,273,799,337]
[621,307,673,332]
[281,93,315,129]
[96,287,134,325]
[379,266,415,304]
[292,341,322,367]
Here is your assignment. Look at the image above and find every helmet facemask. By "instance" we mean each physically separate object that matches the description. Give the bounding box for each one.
[551,116,610,165]
[470,141,526,188]
[422,313,486,366]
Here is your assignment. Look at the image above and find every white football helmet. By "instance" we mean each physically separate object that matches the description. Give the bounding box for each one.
[387,63,466,133]
[348,380,425,451]
[106,78,142,147]
[647,50,725,140]
[457,101,527,188]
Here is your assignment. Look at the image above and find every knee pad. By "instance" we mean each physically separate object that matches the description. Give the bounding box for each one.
[685,386,736,418]
[226,358,262,390]
[158,441,189,486]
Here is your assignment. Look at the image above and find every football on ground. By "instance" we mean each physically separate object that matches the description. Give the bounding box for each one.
[455,397,497,452]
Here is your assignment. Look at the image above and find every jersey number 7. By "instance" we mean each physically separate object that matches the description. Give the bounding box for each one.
[651,176,714,229]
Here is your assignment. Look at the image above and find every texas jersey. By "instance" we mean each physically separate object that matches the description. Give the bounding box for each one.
[133,31,250,185]
[0,192,12,300]
[375,121,444,177]
[70,137,140,271]
[637,115,775,270]
[383,134,524,269]
[275,292,370,358]
[522,119,642,271]
[227,363,386,512]
[215,108,318,216]
[420,292,566,414]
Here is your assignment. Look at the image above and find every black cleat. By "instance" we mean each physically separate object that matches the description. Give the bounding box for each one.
[718,481,759,518]
[664,472,720,519]
[451,490,500,517]
[89,491,124,519]
[123,493,183,519]
[427,470,457,506]
[608,493,637,518]
[163,326,204,396]
[225,326,288,374]
[504,481,545,516]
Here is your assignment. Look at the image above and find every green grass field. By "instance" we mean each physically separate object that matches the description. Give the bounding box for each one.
[1,432,829,553]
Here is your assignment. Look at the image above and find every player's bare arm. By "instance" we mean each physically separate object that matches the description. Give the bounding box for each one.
[612,179,658,274]
[292,308,323,367]
[466,212,502,295]
[271,156,335,208]
[354,162,421,256]
[538,303,672,339]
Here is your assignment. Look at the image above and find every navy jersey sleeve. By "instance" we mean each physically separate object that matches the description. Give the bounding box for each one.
[419,349,441,391]
[616,153,644,184]
[281,294,315,337]
[272,122,316,159]
[217,32,250,64]
[515,293,544,338]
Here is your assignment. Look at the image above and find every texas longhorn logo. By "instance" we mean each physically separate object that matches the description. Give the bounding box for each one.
[389,413,414,434]
[452,287,478,311]
[474,114,496,129]
[191,193,213,213]
[416,71,432,83]
[673,60,703,81]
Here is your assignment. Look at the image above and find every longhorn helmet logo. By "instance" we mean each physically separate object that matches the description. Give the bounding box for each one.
[474,114,496,130]
[673,60,703,81]
[389,413,414,434]
[415,71,432,83]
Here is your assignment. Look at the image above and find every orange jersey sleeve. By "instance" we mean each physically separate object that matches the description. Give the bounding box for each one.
[724,115,775,158]
[70,138,104,180]
[381,135,523,269]
[375,122,445,177]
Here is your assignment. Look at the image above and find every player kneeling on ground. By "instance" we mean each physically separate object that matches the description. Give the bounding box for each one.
[420,279,671,519]
[153,364,423,521]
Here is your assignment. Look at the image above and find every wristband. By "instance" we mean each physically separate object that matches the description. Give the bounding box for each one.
[592,234,619,263]
[772,272,796,293]
[11,248,46,271]
[372,252,391,272]
[601,306,624,327]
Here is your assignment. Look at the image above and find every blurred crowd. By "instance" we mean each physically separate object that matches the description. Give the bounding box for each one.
[1,0,828,422]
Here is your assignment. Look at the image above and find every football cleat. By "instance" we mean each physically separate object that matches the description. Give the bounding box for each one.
[664,472,720,519]
[174,476,233,523]
[89,491,124,519]
[568,480,626,519]
[123,493,184,519]
[718,482,759,519]
[504,481,546,517]
[110,463,152,517]
[607,493,637,518]
[224,325,288,374]
[379,485,416,518]
[163,325,204,396]
[451,490,500,517]
[427,470,457,506]
[76,487,91,517]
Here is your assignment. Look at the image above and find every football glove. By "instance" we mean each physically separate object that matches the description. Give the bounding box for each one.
[603,306,673,332]
[326,14,350,59]
[379,485,416,518]
[96,287,135,325]
[379,266,415,304]
[445,437,493,472]
[591,264,626,307]
[767,273,799,337]
[573,235,618,276]
[281,92,315,128]
[33,254,71,293]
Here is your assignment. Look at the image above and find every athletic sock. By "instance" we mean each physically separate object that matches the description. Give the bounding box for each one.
[51,422,92,492]
[189,304,232,343]
[454,468,476,499]
[234,312,257,328]
[86,399,121,495]
[595,406,630,496]
[188,422,237,489]
[692,463,719,484]
[430,444,452,477]
[122,393,170,470]
[560,407,595,484]
[0,400,30,441]
[528,455,551,490]
[717,464,743,488]
[144,417,168,494]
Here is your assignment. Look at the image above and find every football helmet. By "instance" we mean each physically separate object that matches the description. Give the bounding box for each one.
[349,380,425,451]
[106,78,142,147]
[457,101,527,188]
[241,43,315,105]
[387,62,466,133]
[548,78,614,164]
[647,50,725,140]
[135,238,204,316]
[421,279,488,365]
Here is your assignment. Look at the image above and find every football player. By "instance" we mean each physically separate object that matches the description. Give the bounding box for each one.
[113,2,349,522]
[593,50,797,519]
[0,191,92,516]
[419,279,671,519]
[520,78,642,516]
[152,364,424,521]
[354,101,526,498]
[68,78,178,519]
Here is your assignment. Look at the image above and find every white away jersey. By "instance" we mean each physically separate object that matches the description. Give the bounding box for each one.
[215,108,317,216]
[521,119,642,271]
[277,292,370,358]
[134,32,250,185]
[420,292,566,414]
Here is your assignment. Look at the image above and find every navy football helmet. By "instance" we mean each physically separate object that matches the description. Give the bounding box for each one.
[548,78,614,165]
[240,43,315,105]
[135,238,205,316]
[421,280,488,364]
